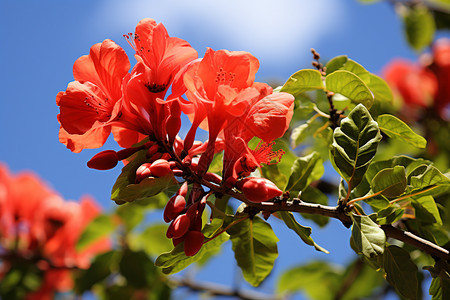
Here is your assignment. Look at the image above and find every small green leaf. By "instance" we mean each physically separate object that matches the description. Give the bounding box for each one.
[331,104,382,190]
[325,55,348,75]
[285,152,323,195]
[350,214,386,258]
[411,196,443,225]
[371,166,407,198]
[227,216,279,286]
[377,206,405,225]
[325,70,374,108]
[378,114,427,148]
[279,211,328,253]
[404,6,436,51]
[367,74,393,102]
[366,155,431,183]
[408,164,450,190]
[383,245,419,299]
[76,214,114,252]
[281,69,324,95]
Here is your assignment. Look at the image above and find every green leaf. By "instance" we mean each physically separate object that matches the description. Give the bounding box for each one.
[408,164,450,190]
[325,55,349,75]
[155,231,229,274]
[430,274,450,300]
[285,152,323,195]
[371,166,407,198]
[111,150,178,204]
[404,6,436,51]
[76,214,114,252]
[131,223,174,257]
[116,202,145,231]
[119,249,157,288]
[260,164,287,190]
[278,211,328,253]
[383,245,419,299]
[366,155,431,183]
[74,250,116,294]
[227,216,279,286]
[325,70,374,108]
[367,74,393,102]
[300,186,330,227]
[350,214,386,258]
[377,114,427,148]
[331,104,382,190]
[291,116,327,149]
[411,196,443,225]
[280,69,324,95]
[376,206,405,225]
[277,261,342,300]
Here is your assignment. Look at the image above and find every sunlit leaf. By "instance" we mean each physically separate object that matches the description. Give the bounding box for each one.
[279,211,328,253]
[383,245,419,299]
[377,114,427,148]
[404,6,436,51]
[277,261,342,299]
[331,104,382,190]
[76,214,114,252]
[325,70,374,108]
[367,74,393,102]
[371,166,407,198]
[366,155,431,183]
[131,223,173,257]
[227,216,279,286]
[285,152,323,195]
[350,214,386,258]
[411,196,443,225]
[281,69,324,95]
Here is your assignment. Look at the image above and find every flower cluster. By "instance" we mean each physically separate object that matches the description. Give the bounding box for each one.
[57,18,294,256]
[383,38,450,120]
[0,164,109,300]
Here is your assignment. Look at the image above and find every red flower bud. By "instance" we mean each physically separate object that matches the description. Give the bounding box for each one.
[150,159,172,177]
[146,144,160,158]
[166,116,181,146]
[163,195,186,222]
[184,231,204,256]
[177,182,189,197]
[166,214,190,239]
[87,150,118,170]
[238,177,282,203]
[135,163,152,183]
[173,236,185,247]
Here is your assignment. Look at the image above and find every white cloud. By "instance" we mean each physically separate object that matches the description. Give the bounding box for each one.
[92,0,346,77]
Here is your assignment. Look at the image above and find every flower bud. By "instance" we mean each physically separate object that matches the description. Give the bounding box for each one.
[184,231,204,256]
[238,177,282,203]
[204,172,222,184]
[135,163,152,183]
[146,144,160,158]
[166,214,190,239]
[163,195,186,222]
[177,182,189,197]
[87,150,118,170]
[150,159,172,177]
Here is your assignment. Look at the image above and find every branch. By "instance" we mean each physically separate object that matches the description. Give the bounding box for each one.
[199,178,450,261]
[169,276,282,300]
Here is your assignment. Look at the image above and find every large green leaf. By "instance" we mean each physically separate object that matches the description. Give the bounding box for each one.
[278,211,328,253]
[280,69,324,95]
[383,245,419,299]
[76,214,114,252]
[367,74,393,102]
[371,166,407,198]
[366,155,431,183]
[111,150,178,204]
[326,57,370,83]
[350,214,386,258]
[155,231,229,275]
[404,6,436,51]
[325,70,374,108]
[331,104,382,190]
[227,216,279,286]
[411,196,443,225]
[277,261,343,300]
[408,164,450,190]
[285,152,323,195]
[377,114,427,148]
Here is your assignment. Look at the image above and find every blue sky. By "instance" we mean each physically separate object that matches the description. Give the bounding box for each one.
[0,0,432,298]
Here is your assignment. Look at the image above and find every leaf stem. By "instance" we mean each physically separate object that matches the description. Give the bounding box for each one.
[347,190,384,205]
[389,186,439,204]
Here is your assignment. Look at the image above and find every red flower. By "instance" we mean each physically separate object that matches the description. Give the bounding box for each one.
[0,164,109,299]
[383,59,437,109]
[429,38,450,117]
[57,39,130,152]
[182,48,294,176]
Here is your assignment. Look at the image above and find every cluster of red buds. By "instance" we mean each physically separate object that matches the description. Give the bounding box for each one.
[163,182,206,256]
